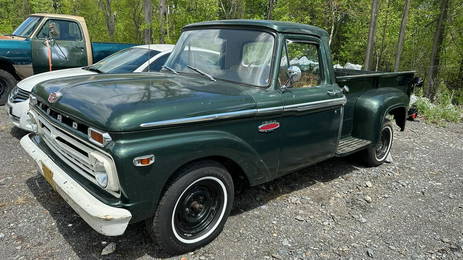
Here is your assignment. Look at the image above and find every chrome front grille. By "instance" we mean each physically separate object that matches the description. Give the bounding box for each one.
[37,113,97,182]
[9,87,30,103]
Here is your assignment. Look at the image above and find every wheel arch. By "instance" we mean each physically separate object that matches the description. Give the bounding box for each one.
[352,88,409,143]
[387,106,407,131]
[163,156,250,196]
[0,57,19,80]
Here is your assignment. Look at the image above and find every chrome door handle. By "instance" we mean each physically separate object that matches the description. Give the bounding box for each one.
[327,89,342,96]
[327,86,349,96]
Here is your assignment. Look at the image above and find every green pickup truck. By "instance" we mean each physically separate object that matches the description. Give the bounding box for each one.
[20,20,420,254]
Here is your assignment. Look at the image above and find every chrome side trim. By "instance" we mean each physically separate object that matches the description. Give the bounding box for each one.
[140,109,257,128]
[140,97,347,128]
[283,97,346,112]
[256,106,284,115]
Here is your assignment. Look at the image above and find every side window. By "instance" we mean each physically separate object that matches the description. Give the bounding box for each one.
[37,19,83,41]
[279,40,322,88]
[148,54,170,72]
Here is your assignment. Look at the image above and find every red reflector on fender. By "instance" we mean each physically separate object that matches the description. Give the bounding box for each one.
[258,122,280,132]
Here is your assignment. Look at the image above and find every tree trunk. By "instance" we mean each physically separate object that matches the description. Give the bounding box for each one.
[98,0,116,41]
[364,0,380,71]
[267,0,274,20]
[328,0,337,46]
[377,0,391,71]
[143,0,152,44]
[425,0,450,101]
[219,0,243,19]
[159,0,167,43]
[394,0,411,72]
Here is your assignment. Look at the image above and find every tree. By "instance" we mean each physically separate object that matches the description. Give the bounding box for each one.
[394,0,410,72]
[425,0,450,101]
[267,0,274,19]
[219,0,244,19]
[98,0,116,41]
[364,0,380,70]
[143,0,152,44]
[159,0,167,43]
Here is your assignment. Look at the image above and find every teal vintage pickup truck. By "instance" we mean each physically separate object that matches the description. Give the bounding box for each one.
[0,13,134,104]
[20,20,421,254]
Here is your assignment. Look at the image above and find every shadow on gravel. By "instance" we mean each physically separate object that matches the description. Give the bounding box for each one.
[25,156,362,259]
[231,156,360,216]
[10,126,29,140]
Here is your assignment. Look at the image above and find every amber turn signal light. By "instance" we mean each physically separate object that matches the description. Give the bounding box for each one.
[133,155,155,167]
[88,128,112,147]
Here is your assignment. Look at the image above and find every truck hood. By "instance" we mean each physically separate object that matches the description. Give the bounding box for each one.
[18,68,95,92]
[0,35,27,40]
[33,73,257,132]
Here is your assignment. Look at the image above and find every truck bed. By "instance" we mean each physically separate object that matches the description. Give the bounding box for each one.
[335,68,415,139]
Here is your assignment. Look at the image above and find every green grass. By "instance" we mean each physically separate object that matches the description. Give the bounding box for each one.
[414,90,463,125]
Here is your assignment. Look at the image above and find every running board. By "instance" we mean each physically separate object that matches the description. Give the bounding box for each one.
[336,137,372,156]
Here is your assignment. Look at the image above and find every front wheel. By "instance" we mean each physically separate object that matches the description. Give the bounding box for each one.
[146,161,234,254]
[362,120,394,167]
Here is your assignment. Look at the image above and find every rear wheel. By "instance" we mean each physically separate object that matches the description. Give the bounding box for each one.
[0,69,17,105]
[362,120,394,167]
[146,161,234,254]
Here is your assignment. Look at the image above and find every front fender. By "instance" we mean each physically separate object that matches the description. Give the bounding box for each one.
[110,130,269,222]
[352,87,409,143]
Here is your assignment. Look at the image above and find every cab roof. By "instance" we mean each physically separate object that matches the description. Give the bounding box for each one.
[184,19,328,37]
[32,13,85,23]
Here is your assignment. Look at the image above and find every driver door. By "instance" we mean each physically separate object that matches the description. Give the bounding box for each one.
[32,19,88,74]
[278,37,343,173]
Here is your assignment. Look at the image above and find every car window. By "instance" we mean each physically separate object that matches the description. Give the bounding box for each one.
[88,48,160,73]
[37,19,82,41]
[147,53,170,72]
[279,40,322,88]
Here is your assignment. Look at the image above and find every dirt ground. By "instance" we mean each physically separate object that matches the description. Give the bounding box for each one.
[1,109,462,259]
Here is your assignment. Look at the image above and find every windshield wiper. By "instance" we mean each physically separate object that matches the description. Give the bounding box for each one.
[83,66,103,74]
[161,65,178,74]
[186,65,216,81]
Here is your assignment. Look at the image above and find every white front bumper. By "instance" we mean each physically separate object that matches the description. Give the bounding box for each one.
[20,134,132,236]
[6,98,34,131]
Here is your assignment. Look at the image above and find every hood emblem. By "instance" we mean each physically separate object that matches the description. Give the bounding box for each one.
[48,92,62,103]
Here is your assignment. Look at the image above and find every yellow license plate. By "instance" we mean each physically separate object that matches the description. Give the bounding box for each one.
[41,162,55,189]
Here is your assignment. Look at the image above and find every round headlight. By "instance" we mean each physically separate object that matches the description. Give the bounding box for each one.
[26,112,38,133]
[95,172,108,188]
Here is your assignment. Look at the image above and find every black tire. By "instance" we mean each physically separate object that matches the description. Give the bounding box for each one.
[0,69,17,106]
[362,120,394,167]
[146,161,234,255]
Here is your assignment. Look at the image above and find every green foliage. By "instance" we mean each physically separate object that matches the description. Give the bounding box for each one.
[0,0,461,116]
[415,86,463,125]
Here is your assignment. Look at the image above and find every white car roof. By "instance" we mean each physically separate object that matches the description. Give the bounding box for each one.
[133,44,175,52]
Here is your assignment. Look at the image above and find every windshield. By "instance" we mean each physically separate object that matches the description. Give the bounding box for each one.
[164,29,275,87]
[12,16,42,37]
[87,48,160,73]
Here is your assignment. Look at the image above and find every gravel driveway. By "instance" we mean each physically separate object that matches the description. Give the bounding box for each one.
[1,110,462,259]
